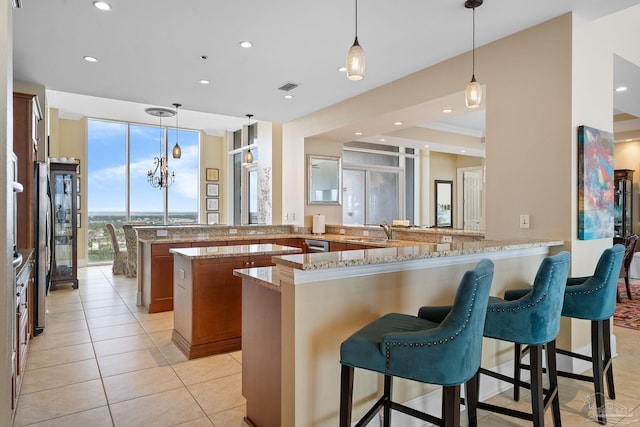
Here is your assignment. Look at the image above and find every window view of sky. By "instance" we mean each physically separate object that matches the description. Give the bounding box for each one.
[87,119,199,214]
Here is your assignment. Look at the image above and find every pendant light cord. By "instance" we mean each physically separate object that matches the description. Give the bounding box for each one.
[472,6,476,77]
[355,0,358,39]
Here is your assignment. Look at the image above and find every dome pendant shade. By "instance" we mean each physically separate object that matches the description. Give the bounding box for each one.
[346,37,365,81]
[465,75,482,108]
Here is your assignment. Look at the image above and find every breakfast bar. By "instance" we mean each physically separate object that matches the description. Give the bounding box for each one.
[235,239,564,427]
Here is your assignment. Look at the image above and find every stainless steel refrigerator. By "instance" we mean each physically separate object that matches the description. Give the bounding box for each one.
[33,161,52,335]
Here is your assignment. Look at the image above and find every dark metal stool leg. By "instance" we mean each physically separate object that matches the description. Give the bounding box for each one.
[465,370,479,427]
[514,343,522,401]
[530,345,545,427]
[443,385,461,427]
[602,319,616,400]
[383,375,392,427]
[340,365,354,427]
[592,321,607,425]
[546,340,562,427]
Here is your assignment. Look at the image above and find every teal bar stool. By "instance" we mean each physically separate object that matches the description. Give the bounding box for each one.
[509,245,624,425]
[339,259,494,427]
[467,252,571,427]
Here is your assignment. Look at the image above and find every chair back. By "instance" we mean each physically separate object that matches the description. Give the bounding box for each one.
[384,259,494,386]
[106,223,122,255]
[484,252,571,346]
[619,234,638,278]
[563,244,625,320]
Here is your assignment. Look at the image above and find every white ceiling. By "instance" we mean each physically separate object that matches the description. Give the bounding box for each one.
[12,0,640,150]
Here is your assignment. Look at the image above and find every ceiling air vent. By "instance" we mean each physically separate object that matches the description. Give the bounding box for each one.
[278,82,298,92]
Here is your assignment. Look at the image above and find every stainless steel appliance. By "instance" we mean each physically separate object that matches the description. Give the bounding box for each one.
[33,161,52,335]
[304,239,329,253]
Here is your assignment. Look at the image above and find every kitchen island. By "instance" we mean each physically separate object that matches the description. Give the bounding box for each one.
[235,239,564,427]
[170,243,301,359]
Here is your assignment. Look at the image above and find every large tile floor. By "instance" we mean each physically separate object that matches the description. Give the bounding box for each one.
[12,265,640,426]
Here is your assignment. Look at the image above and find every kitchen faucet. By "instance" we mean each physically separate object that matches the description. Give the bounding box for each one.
[380,221,392,240]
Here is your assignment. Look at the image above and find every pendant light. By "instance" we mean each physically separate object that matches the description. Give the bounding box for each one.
[172,103,182,159]
[465,0,483,109]
[346,0,365,81]
[145,107,176,189]
[246,114,254,164]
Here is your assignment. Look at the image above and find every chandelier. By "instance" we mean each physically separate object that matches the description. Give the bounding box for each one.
[145,106,176,189]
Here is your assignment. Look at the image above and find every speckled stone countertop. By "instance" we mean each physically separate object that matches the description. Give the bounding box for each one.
[273,239,564,271]
[234,267,280,291]
[170,244,301,259]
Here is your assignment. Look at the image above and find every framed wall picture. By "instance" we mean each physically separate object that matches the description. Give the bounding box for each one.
[207,212,220,225]
[77,213,81,228]
[77,195,81,210]
[77,177,80,193]
[206,168,219,181]
[206,198,219,211]
[206,183,219,197]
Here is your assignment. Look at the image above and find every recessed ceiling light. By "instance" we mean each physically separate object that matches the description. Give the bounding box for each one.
[424,144,430,148]
[379,138,386,142]
[284,94,293,99]
[355,132,363,136]
[616,86,628,92]
[199,79,210,85]
[460,149,466,153]
[93,1,111,11]
[338,67,346,72]
[239,41,253,48]
[393,122,403,126]
[626,139,633,142]
[442,108,453,113]
[83,56,98,62]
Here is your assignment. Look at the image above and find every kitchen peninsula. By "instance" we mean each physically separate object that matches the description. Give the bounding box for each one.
[170,243,301,359]
[235,238,564,427]
[134,224,484,313]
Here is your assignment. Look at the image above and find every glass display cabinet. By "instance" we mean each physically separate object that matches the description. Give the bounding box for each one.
[50,162,79,290]
[614,169,634,239]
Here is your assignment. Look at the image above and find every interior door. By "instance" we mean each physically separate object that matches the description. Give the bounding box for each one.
[461,168,484,231]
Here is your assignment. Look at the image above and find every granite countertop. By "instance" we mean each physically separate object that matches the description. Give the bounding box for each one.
[273,239,564,271]
[170,243,302,259]
[234,267,280,291]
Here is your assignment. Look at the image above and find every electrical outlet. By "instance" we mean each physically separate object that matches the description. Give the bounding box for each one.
[519,214,530,229]
[363,230,369,237]
[285,213,288,221]
[339,229,346,235]
[291,213,296,220]
[442,235,452,243]
[156,229,168,237]
[229,228,238,234]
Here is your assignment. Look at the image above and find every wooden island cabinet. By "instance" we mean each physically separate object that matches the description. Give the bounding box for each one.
[170,244,301,359]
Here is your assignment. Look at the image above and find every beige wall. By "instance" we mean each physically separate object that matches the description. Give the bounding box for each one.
[303,138,344,225]
[200,133,225,224]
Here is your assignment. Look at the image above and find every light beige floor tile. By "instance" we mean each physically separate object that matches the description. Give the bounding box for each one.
[188,373,245,415]
[173,353,242,386]
[148,329,189,364]
[79,289,120,302]
[86,312,138,329]
[175,416,215,426]
[98,347,168,377]
[82,296,126,310]
[46,310,86,323]
[93,333,156,357]
[84,304,132,318]
[110,387,206,427]
[139,316,174,333]
[89,321,146,342]
[103,365,184,404]
[21,358,100,394]
[46,302,84,314]
[207,404,247,427]
[229,350,242,365]
[28,329,91,352]
[25,406,113,427]
[26,343,96,370]
[133,310,174,322]
[13,379,107,426]
[42,318,89,335]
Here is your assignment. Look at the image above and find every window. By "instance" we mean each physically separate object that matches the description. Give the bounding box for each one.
[342,142,415,225]
[229,123,259,225]
[87,119,199,263]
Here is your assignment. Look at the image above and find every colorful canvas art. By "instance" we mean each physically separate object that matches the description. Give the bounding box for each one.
[577,125,614,240]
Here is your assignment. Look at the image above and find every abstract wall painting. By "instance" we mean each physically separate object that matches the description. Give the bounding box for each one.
[577,125,614,240]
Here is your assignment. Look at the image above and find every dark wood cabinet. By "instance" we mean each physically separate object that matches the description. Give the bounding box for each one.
[614,169,634,238]
[12,251,33,419]
[50,162,79,290]
[147,242,191,313]
[13,92,41,252]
